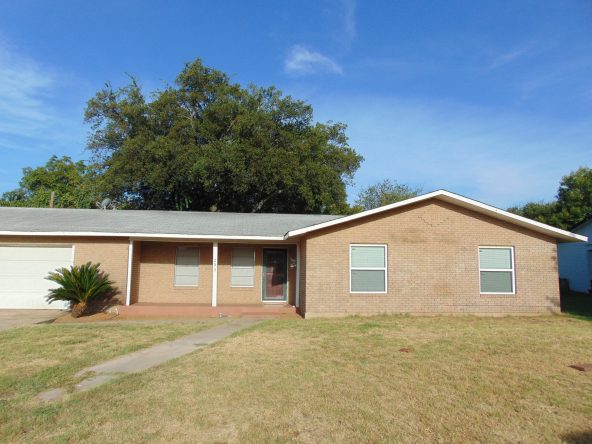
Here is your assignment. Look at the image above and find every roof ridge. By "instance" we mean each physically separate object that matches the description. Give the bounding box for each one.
[0,206,342,217]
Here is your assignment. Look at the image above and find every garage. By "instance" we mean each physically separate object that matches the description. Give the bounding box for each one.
[0,246,73,309]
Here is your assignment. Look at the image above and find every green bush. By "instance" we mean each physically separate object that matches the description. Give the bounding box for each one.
[46,262,117,317]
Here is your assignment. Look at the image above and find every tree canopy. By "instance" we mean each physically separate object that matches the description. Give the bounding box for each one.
[0,156,98,208]
[84,59,362,213]
[353,179,422,212]
[508,167,592,229]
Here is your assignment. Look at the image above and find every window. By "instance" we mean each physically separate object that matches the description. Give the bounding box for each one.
[231,248,255,287]
[479,247,515,294]
[175,247,199,286]
[350,244,387,293]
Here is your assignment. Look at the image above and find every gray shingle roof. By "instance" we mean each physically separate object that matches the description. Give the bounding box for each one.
[0,207,342,239]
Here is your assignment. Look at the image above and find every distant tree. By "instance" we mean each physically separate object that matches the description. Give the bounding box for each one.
[84,59,363,213]
[353,179,422,212]
[507,201,561,226]
[0,156,98,208]
[508,167,592,229]
[555,167,592,228]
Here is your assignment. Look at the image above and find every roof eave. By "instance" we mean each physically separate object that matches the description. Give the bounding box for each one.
[0,231,286,241]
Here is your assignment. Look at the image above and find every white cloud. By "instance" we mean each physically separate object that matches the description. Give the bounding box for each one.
[0,42,56,139]
[0,40,84,152]
[489,46,531,69]
[488,39,551,70]
[284,45,343,75]
[309,94,592,208]
[0,40,87,194]
[342,0,356,43]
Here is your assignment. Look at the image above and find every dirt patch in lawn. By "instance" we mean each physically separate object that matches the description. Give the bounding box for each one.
[52,311,120,323]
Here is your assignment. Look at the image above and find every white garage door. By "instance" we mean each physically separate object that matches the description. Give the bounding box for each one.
[0,246,73,309]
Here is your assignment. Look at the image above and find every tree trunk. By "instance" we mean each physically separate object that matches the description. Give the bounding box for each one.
[251,190,282,213]
[71,302,87,318]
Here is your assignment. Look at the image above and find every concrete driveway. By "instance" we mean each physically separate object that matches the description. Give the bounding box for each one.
[0,310,64,331]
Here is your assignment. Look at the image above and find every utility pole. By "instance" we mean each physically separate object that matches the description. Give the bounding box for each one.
[49,191,55,208]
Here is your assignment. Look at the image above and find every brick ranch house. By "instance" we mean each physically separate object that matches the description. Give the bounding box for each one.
[0,190,586,318]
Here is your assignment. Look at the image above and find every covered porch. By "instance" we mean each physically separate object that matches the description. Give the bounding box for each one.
[123,239,302,315]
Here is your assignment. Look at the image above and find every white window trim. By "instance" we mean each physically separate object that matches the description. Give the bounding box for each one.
[174,246,200,288]
[231,247,256,288]
[478,246,516,295]
[349,244,388,294]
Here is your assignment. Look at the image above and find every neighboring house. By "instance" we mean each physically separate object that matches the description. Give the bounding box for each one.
[0,190,586,317]
[558,218,592,293]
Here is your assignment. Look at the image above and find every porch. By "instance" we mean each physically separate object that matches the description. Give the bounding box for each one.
[116,303,300,319]
[124,239,301,313]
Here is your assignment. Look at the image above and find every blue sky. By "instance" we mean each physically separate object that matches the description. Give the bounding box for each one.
[0,0,591,208]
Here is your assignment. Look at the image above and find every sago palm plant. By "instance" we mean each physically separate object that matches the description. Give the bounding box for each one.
[46,262,116,317]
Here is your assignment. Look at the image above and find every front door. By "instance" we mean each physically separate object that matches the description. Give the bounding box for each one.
[262,249,288,302]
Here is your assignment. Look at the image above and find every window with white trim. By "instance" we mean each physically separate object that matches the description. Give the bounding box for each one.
[231,248,255,287]
[175,247,199,286]
[479,247,515,294]
[350,244,387,293]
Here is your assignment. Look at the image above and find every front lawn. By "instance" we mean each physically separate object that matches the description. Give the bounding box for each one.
[2,316,592,443]
[0,321,215,439]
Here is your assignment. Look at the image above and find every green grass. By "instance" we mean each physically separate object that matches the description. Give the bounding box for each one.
[561,290,592,319]
[0,321,214,439]
[1,316,592,443]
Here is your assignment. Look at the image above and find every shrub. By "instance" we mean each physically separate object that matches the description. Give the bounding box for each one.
[46,262,117,317]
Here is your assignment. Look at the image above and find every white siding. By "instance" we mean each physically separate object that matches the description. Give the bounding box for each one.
[558,221,592,292]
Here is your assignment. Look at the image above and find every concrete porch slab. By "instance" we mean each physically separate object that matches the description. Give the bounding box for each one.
[115,303,300,319]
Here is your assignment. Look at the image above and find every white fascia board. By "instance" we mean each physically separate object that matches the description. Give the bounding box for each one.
[284,190,442,238]
[0,231,285,241]
[436,191,588,242]
[284,190,588,243]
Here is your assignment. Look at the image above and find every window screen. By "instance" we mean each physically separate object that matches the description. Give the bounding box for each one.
[232,248,255,287]
[175,247,199,286]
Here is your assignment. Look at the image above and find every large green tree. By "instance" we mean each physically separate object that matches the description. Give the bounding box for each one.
[555,167,592,227]
[84,59,363,213]
[0,156,98,208]
[353,179,422,212]
[508,167,592,229]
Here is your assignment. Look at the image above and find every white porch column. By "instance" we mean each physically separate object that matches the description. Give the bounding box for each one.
[295,242,301,308]
[211,241,218,307]
[125,239,134,306]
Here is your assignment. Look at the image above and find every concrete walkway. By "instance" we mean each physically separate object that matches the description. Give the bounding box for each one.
[0,309,64,331]
[38,318,260,402]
